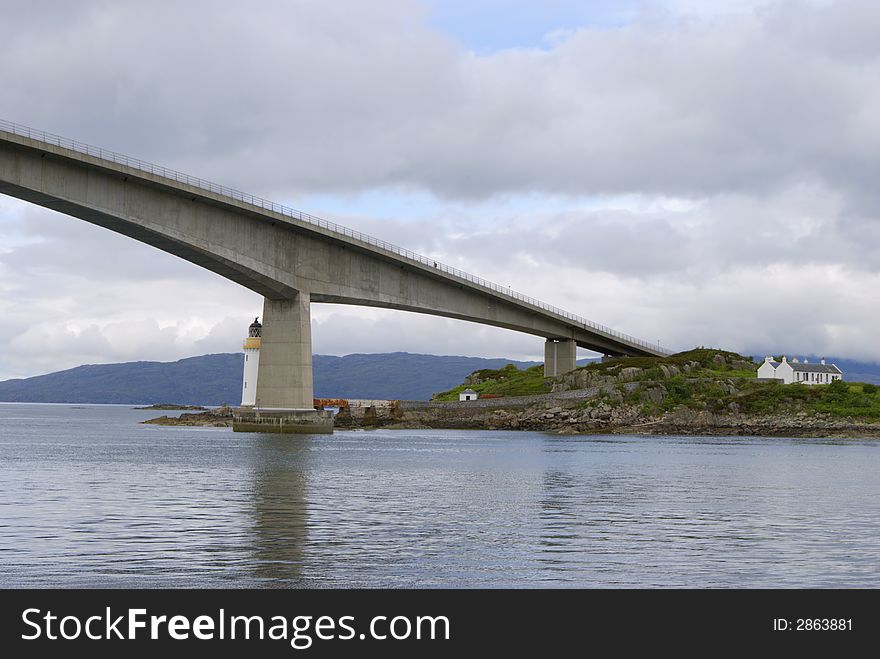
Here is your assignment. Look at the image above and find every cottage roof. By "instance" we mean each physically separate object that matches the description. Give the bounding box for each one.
[461,389,477,394]
[762,360,841,374]
[789,362,842,374]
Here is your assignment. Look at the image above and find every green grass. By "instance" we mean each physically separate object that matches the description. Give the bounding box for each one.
[707,368,756,379]
[433,363,550,401]
[628,377,880,420]
[734,379,880,419]
[587,347,751,369]
[434,348,758,402]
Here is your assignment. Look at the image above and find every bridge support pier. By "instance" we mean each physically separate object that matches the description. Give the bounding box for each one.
[544,339,577,378]
[233,292,333,434]
[256,294,314,410]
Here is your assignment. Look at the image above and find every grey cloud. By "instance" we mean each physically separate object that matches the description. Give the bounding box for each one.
[0,206,211,282]
[421,183,880,282]
[1,0,878,203]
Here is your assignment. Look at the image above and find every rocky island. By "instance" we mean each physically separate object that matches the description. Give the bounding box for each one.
[338,349,880,438]
[142,404,233,427]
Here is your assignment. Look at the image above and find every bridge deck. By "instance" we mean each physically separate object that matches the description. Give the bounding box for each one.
[0,119,671,358]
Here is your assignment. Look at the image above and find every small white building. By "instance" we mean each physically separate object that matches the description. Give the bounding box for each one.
[757,356,843,385]
[459,388,479,401]
[240,317,262,406]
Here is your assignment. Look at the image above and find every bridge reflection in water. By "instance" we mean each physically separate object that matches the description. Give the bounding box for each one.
[248,436,311,584]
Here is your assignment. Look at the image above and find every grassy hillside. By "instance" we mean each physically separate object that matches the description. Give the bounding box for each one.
[730,380,880,418]
[619,377,880,420]
[437,348,880,420]
[433,348,754,401]
[433,363,552,400]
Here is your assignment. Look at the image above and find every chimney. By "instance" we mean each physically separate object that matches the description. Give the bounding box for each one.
[781,355,787,363]
[765,356,773,363]
[792,356,799,363]
[821,357,826,365]
[804,358,809,363]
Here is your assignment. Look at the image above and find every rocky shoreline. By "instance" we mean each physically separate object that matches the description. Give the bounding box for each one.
[142,400,880,437]
[370,402,880,438]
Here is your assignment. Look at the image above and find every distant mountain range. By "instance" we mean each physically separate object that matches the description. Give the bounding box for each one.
[0,352,540,405]
[1,352,877,406]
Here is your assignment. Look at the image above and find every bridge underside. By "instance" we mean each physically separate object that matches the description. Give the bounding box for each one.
[0,128,667,424]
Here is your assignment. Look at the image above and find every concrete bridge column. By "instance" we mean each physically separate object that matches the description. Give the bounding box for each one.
[544,339,577,377]
[233,293,333,433]
[255,293,314,409]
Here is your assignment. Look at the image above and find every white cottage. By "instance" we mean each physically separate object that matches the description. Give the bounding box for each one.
[459,389,479,401]
[757,356,843,385]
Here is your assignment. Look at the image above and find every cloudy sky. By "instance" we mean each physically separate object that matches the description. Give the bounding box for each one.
[1,0,878,380]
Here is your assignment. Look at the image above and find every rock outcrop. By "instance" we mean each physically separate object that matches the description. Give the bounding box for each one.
[142,404,233,427]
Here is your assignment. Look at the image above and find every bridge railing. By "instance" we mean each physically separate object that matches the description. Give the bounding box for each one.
[0,119,671,355]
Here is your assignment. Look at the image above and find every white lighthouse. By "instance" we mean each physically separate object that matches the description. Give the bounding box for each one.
[240,317,262,407]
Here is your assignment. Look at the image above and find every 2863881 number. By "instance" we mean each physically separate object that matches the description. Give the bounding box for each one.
[796,619,852,631]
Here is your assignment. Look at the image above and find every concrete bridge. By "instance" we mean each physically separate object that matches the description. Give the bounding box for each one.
[0,120,670,429]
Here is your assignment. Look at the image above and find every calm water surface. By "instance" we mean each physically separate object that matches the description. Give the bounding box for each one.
[1,402,878,588]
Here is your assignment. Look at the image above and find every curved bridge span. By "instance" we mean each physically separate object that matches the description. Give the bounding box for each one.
[0,120,670,415]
